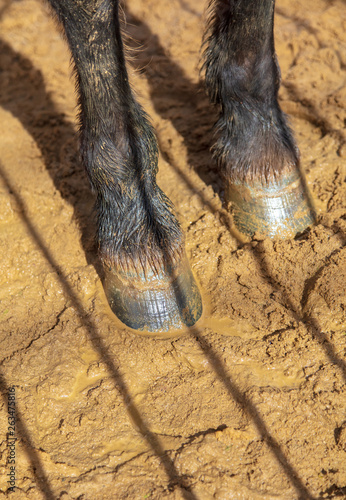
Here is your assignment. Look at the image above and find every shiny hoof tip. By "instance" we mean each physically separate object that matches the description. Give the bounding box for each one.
[227,169,316,239]
[103,255,202,333]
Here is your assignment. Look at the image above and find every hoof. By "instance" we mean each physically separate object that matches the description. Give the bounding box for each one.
[227,168,316,238]
[103,254,202,333]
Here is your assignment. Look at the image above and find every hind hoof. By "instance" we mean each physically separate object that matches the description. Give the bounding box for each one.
[227,168,316,239]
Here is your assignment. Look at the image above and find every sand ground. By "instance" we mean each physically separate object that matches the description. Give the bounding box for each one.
[0,0,345,498]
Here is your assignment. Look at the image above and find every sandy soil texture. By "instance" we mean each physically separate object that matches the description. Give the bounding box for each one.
[0,0,346,498]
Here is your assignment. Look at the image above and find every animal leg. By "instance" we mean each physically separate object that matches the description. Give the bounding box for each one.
[204,0,315,238]
[49,0,202,332]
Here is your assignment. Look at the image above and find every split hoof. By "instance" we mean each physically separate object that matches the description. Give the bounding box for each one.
[227,168,316,238]
[103,254,202,333]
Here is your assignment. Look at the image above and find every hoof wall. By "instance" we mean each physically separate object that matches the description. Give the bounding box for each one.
[227,169,316,238]
[103,255,202,333]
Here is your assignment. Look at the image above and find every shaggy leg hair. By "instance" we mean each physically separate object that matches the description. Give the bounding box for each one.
[49,0,184,274]
[203,0,299,183]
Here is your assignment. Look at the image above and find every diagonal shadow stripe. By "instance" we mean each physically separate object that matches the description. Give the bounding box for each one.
[0,163,198,499]
[0,372,55,500]
[190,327,317,500]
[0,38,99,270]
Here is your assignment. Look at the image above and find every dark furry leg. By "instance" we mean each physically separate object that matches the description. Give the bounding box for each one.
[203,0,315,237]
[48,0,202,331]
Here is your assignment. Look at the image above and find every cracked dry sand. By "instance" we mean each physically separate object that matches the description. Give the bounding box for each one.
[0,0,346,499]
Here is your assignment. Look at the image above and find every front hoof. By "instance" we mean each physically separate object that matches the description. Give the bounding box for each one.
[227,168,316,239]
[103,254,202,333]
